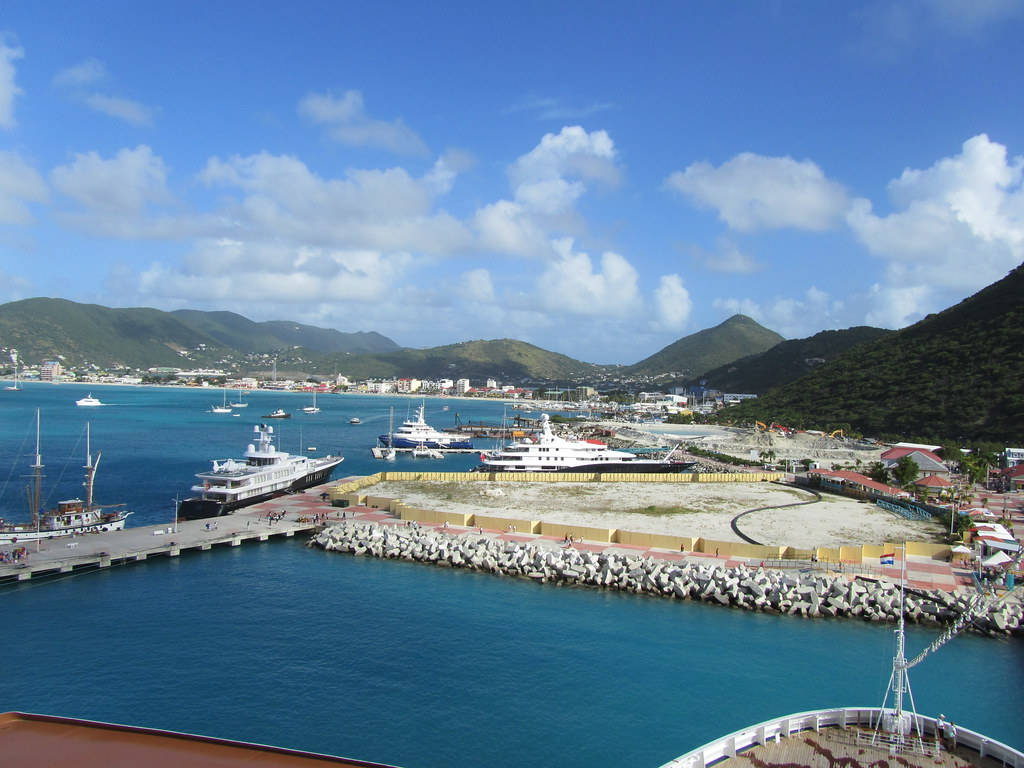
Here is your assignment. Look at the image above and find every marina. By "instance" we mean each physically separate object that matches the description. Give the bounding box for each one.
[0,385,1020,767]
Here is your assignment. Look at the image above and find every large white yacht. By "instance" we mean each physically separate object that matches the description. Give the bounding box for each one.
[478,414,695,473]
[378,403,472,449]
[178,423,344,519]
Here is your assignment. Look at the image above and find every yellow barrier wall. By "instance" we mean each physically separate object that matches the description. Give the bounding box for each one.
[906,541,951,560]
[374,470,783,485]
[538,521,615,543]
[473,514,540,534]
[327,473,939,564]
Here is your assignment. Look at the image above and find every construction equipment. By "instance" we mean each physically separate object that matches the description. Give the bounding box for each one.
[829,429,845,439]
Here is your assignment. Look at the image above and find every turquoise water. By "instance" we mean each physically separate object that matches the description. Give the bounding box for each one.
[0,384,1021,766]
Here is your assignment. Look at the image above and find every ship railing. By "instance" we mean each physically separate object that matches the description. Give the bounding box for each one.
[658,707,1023,768]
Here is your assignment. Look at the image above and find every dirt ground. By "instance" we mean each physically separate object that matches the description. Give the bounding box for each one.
[369,479,944,548]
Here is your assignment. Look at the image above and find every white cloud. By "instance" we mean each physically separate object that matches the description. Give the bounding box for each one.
[473,200,552,257]
[691,237,761,274]
[863,282,933,328]
[83,93,153,125]
[51,145,170,213]
[666,153,849,231]
[52,58,106,88]
[460,268,495,303]
[199,151,471,254]
[474,126,624,257]
[653,274,692,331]
[299,90,428,156]
[423,149,475,196]
[51,58,154,125]
[713,286,844,338]
[847,133,1023,305]
[0,42,24,129]
[537,238,639,317]
[0,152,49,224]
[142,239,410,304]
[510,125,619,198]
[503,96,615,121]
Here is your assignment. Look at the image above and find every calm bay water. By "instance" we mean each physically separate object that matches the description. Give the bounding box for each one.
[0,384,1021,766]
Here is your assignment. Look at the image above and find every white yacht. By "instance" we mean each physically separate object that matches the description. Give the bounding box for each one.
[378,403,472,449]
[478,414,695,473]
[177,423,344,519]
[301,390,320,414]
[75,393,104,407]
[0,414,131,543]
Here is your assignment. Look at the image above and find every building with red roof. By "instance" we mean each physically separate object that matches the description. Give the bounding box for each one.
[807,469,911,500]
[880,447,950,480]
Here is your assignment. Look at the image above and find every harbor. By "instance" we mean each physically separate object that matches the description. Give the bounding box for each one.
[0,387,1020,767]
[0,482,345,583]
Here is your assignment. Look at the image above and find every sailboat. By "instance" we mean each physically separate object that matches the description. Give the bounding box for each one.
[302,390,320,414]
[210,389,232,414]
[229,388,247,408]
[0,412,132,543]
[4,350,20,391]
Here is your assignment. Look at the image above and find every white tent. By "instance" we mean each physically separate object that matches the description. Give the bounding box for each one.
[951,545,972,553]
[981,551,1012,567]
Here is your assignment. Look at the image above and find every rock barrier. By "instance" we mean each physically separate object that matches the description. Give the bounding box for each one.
[310,522,1022,636]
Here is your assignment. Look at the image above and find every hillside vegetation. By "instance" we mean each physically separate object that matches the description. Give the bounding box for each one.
[324,339,608,381]
[719,264,1024,442]
[626,314,784,378]
[0,298,398,369]
[693,326,892,393]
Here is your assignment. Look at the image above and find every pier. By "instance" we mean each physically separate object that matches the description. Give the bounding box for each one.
[0,481,350,584]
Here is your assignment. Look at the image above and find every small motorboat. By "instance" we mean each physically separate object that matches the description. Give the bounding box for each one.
[262,409,291,419]
[349,417,361,424]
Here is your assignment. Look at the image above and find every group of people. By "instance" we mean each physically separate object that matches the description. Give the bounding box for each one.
[0,546,27,563]
[935,714,958,750]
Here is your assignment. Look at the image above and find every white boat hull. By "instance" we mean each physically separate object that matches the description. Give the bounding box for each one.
[0,515,128,543]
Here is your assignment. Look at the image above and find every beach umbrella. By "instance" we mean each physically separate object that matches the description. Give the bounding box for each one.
[951,545,972,553]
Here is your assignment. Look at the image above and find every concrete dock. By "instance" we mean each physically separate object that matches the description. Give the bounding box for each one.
[0,481,352,583]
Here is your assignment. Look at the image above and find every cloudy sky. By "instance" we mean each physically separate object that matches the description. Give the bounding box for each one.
[1,1,1022,364]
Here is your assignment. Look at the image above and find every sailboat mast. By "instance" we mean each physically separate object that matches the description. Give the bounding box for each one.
[84,422,97,510]
[31,408,43,528]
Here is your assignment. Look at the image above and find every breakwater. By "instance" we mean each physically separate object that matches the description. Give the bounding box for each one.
[311,521,1023,636]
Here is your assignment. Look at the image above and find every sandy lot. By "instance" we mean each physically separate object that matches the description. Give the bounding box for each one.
[369,479,944,548]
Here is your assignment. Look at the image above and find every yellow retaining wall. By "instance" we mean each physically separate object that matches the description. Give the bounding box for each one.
[538,521,615,543]
[375,471,783,484]
[325,472,944,565]
[615,530,698,551]
[906,541,952,560]
[473,514,540,534]
[694,538,781,560]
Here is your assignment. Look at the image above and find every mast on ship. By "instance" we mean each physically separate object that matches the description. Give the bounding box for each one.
[84,422,101,510]
[30,408,43,529]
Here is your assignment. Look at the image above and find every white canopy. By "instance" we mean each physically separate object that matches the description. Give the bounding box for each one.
[951,545,972,553]
[981,551,1012,567]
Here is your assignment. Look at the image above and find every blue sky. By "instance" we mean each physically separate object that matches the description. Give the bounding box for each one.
[1,1,1022,364]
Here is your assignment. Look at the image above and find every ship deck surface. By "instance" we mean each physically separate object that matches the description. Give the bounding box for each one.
[700,725,1005,768]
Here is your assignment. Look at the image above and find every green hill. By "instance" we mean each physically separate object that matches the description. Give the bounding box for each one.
[694,326,892,393]
[326,339,606,381]
[170,309,397,355]
[719,264,1024,442]
[0,298,398,370]
[626,314,784,378]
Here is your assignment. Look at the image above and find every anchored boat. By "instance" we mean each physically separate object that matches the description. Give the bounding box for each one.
[0,411,131,543]
[478,414,694,473]
[177,423,343,520]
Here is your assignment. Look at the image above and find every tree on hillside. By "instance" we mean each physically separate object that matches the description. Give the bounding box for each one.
[891,455,919,487]
[867,461,890,484]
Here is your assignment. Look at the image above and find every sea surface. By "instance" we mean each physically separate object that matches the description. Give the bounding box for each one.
[0,383,1021,767]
